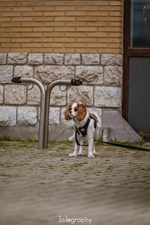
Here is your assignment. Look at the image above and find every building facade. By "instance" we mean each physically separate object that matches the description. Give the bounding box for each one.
[0,0,143,142]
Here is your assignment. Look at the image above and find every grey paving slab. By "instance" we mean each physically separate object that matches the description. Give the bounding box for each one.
[0,141,150,225]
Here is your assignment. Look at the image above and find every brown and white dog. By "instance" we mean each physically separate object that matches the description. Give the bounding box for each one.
[64,102,101,158]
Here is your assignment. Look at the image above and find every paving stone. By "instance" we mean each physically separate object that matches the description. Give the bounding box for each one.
[0,142,150,225]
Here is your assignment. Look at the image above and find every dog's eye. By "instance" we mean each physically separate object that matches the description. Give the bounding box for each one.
[75,107,78,112]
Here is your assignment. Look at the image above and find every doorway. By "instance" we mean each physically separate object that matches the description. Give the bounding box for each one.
[123,0,150,140]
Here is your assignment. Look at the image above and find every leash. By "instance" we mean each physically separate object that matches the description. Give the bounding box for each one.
[75,116,150,152]
[75,129,150,152]
[75,137,150,152]
[96,140,150,152]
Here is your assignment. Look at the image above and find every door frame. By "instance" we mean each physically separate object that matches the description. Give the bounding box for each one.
[123,0,150,139]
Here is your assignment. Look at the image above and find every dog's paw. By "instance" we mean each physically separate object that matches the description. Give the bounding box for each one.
[93,150,98,155]
[88,153,95,158]
[77,152,83,156]
[68,153,77,157]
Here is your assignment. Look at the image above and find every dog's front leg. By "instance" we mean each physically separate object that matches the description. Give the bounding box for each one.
[88,137,94,158]
[77,137,84,156]
[68,141,79,157]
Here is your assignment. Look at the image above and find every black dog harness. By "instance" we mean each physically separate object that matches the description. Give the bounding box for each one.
[74,116,150,152]
[75,116,97,146]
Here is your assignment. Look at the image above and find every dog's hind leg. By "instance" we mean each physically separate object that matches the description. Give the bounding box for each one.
[68,132,75,142]
[93,142,98,156]
[77,137,84,156]
[88,138,95,158]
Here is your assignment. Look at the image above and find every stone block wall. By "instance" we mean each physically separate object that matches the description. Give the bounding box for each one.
[0,53,122,141]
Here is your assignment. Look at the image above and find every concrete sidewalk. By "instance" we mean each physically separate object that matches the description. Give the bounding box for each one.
[0,141,150,225]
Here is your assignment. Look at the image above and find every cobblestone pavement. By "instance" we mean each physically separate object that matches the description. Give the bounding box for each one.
[0,141,150,225]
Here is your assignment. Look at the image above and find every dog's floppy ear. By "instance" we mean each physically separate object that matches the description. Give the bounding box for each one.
[76,103,87,121]
[89,113,98,123]
[64,103,72,120]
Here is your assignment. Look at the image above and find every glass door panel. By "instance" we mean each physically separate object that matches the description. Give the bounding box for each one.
[130,0,150,47]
